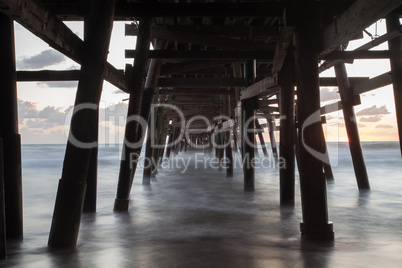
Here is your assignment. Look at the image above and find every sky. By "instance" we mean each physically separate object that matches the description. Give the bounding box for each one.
[14,20,400,144]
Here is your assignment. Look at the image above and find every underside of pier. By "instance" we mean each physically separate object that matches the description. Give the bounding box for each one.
[0,0,401,256]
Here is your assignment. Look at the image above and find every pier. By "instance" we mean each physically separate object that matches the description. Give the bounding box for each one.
[0,0,401,259]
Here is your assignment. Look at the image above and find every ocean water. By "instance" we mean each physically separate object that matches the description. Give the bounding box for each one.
[2,142,402,267]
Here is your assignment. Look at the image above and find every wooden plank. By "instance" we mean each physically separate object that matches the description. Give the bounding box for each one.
[240,74,279,100]
[320,101,343,115]
[319,77,368,87]
[126,50,275,60]
[159,89,234,96]
[352,72,393,95]
[161,60,236,75]
[320,0,401,56]
[48,2,285,18]
[16,69,129,92]
[0,0,128,92]
[323,50,390,60]
[126,25,275,51]
[126,24,278,38]
[157,78,244,88]
[272,8,295,74]
[17,70,80,81]
[272,26,295,74]
[258,106,280,113]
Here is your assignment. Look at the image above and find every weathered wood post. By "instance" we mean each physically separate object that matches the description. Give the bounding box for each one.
[48,0,116,248]
[267,117,279,162]
[83,16,98,213]
[255,120,269,157]
[334,62,370,189]
[143,123,153,184]
[0,138,6,259]
[114,18,152,211]
[242,60,256,191]
[294,0,334,240]
[0,13,23,241]
[279,60,295,205]
[386,13,402,158]
[224,96,234,177]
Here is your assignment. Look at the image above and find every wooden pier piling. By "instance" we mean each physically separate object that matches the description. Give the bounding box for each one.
[279,61,295,205]
[48,0,116,248]
[268,117,279,162]
[255,120,269,157]
[0,13,23,241]
[114,17,152,211]
[83,18,98,213]
[386,13,402,158]
[242,59,256,191]
[294,0,333,240]
[334,62,370,190]
[0,138,6,259]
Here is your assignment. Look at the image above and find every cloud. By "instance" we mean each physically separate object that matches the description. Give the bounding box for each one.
[358,124,366,128]
[100,102,128,126]
[320,88,339,102]
[38,81,78,88]
[375,124,394,129]
[18,99,39,119]
[356,105,390,116]
[18,49,66,69]
[360,116,382,122]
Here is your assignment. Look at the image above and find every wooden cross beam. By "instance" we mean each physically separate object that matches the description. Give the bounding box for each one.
[47,2,286,19]
[0,0,128,92]
[126,25,278,38]
[125,24,275,51]
[126,50,275,60]
[320,0,401,56]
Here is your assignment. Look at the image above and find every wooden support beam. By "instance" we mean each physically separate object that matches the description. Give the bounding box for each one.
[352,71,393,95]
[240,74,279,100]
[224,96,234,177]
[242,59,256,191]
[319,77,368,87]
[158,78,244,88]
[17,70,80,81]
[0,138,6,259]
[159,89,234,96]
[267,118,278,162]
[272,8,295,74]
[258,106,280,113]
[82,17,97,214]
[295,0,333,241]
[320,0,401,56]
[320,101,343,115]
[66,2,285,18]
[323,50,390,60]
[386,14,402,158]
[161,60,236,75]
[126,24,278,38]
[48,0,116,249]
[0,0,128,92]
[334,62,370,190]
[0,13,23,241]
[279,59,295,205]
[255,120,268,158]
[126,50,275,60]
[114,19,153,211]
[126,24,275,51]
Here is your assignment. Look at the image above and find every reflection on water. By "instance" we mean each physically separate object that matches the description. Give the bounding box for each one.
[2,143,402,267]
